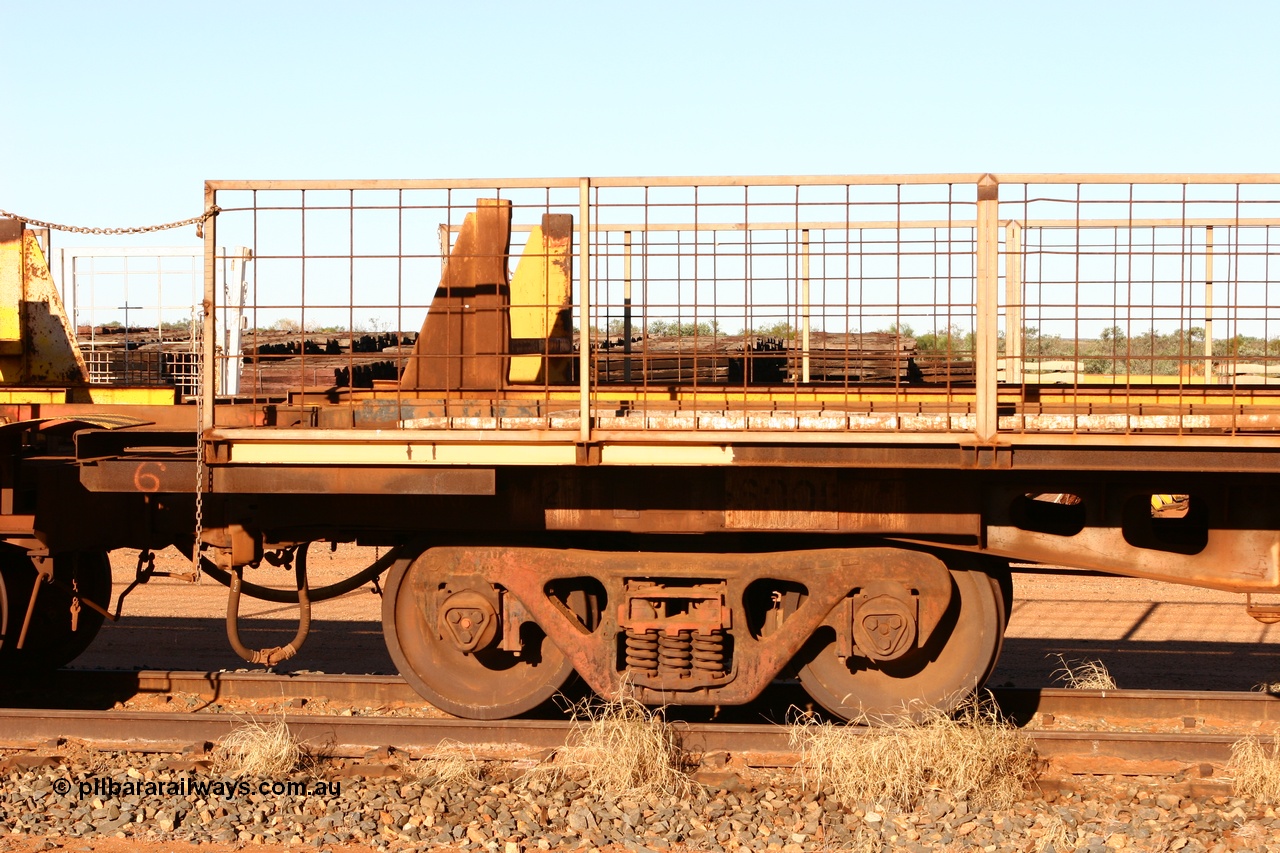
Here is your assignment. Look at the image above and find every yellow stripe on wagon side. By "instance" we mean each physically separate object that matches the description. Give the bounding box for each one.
[226,442,579,466]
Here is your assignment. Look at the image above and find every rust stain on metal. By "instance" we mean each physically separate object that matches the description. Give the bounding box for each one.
[400,200,512,391]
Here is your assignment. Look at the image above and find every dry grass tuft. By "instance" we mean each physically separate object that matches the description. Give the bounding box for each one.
[789,697,1038,810]
[1050,654,1118,690]
[412,741,485,787]
[554,691,689,799]
[1230,821,1270,846]
[1230,735,1280,802]
[1035,812,1074,852]
[213,718,304,777]
[58,740,113,775]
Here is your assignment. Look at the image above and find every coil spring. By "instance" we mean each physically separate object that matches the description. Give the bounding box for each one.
[658,631,693,674]
[624,629,659,671]
[691,631,726,674]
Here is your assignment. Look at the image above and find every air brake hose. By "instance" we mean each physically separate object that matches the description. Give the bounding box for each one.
[199,544,410,604]
[226,544,311,667]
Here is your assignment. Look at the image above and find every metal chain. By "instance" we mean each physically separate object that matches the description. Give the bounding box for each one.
[3,203,220,576]
[192,307,206,583]
[0,205,220,235]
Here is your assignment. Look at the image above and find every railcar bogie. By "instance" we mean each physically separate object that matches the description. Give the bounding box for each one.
[373,542,1009,720]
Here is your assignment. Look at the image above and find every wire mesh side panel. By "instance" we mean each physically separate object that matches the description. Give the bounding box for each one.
[999,179,1280,435]
[82,349,112,384]
[59,246,219,397]
[586,180,980,433]
[165,352,202,398]
[208,184,583,430]
[208,179,984,435]
[206,176,1280,438]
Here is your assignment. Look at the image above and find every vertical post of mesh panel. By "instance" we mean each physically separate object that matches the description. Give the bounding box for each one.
[579,178,591,444]
[1005,220,1023,385]
[1204,225,1215,385]
[202,182,217,431]
[800,228,810,384]
[623,230,632,383]
[975,175,999,443]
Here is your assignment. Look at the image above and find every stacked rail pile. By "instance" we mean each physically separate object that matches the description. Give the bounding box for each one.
[785,333,916,382]
[237,332,417,395]
[591,335,787,384]
[913,353,976,384]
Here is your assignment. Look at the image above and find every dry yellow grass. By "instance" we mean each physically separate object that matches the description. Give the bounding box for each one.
[213,718,304,777]
[1050,654,1118,690]
[412,741,484,787]
[1230,735,1280,802]
[57,740,112,775]
[554,691,689,799]
[789,697,1038,810]
[1035,812,1074,852]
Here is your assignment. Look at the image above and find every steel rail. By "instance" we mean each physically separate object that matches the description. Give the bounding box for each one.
[32,670,1280,725]
[0,704,1260,775]
[5,671,1276,774]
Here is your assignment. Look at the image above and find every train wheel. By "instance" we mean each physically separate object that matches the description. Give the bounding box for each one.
[0,550,112,674]
[796,566,1003,721]
[382,549,577,719]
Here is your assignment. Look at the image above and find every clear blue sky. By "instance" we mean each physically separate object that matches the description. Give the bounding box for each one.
[3,0,1277,244]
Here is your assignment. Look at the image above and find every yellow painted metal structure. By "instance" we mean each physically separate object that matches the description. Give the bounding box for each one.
[0,220,176,407]
[0,220,88,385]
[508,215,573,384]
[0,387,176,404]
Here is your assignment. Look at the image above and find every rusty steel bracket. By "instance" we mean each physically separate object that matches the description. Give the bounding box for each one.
[262,547,296,569]
[113,549,194,619]
[14,555,55,650]
[851,580,918,661]
[437,589,498,653]
[820,559,953,654]
[498,589,532,653]
[226,544,311,667]
[204,523,263,571]
[46,574,115,625]
[617,581,731,634]
[1246,594,1280,624]
[617,580,734,690]
[15,554,118,649]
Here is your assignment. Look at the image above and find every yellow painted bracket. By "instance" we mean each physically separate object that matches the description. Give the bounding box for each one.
[0,220,90,385]
[0,220,22,354]
[509,214,573,384]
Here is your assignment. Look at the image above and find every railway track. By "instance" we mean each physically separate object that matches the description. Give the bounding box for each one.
[3,670,1277,776]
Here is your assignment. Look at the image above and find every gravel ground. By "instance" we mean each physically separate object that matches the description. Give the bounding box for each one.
[0,749,1277,853]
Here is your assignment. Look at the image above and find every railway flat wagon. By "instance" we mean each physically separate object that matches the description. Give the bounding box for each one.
[3,173,1280,720]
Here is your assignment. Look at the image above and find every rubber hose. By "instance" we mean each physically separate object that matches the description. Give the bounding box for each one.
[199,545,410,604]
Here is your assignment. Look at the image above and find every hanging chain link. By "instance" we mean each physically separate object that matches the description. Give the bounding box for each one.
[3,201,220,571]
[192,308,206,583]
[3,203,221,576]
[0,206,221,236]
